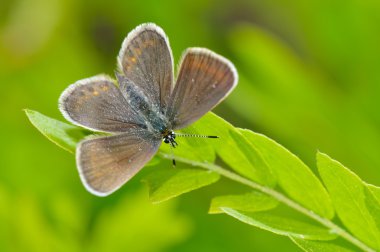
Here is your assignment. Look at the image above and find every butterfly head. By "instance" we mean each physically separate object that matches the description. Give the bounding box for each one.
[161,128,177,148]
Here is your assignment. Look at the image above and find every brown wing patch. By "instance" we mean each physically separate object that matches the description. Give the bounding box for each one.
[59,75,144,132]
[167,48,238,129]
[77,130,161,196]
[118,23,174,110]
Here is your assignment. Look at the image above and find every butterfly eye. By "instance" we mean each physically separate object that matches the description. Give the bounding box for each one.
[163,138,170,144]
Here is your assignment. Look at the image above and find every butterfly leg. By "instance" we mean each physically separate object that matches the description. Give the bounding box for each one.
[169,144,176,168]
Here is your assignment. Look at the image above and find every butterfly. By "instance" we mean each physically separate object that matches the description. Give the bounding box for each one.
[59,23,238,196]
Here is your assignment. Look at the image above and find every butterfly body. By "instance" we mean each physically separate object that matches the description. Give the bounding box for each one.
[119,75,177,147]
[59,23,237,196]
[116,73,178,149]
[116,73,170,135]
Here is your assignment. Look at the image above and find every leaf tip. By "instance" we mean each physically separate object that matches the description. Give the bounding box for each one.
[24,108,34,117]
[316,151,330,163]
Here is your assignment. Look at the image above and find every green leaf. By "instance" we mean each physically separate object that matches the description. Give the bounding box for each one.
[221,208,337,240]
[209,191,278,214]
[240,129,334,219]
[142,168,220,204]
[195,113,276,187]
[364,184,380,233]
[291,238,356,252]
[25,109,91,153]
[228,129,276,186]
[317,152,380,250]
[145,156,161,167]
[366,184,380,206]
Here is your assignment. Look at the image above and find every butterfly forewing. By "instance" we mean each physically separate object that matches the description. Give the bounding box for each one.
[77,129,161,196]
[118,23,174,111]
[59,75,145,133]
[166,48,237,129]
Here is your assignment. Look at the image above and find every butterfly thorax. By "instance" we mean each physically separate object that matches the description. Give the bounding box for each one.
[119,74,170,134]
[121,80,176,146]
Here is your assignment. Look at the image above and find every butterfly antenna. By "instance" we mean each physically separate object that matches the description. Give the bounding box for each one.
[175,133,219,138]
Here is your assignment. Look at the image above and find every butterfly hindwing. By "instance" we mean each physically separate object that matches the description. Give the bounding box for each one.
[76,129,161,196]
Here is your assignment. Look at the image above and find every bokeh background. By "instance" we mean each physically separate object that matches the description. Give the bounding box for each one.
[1,0,380,251]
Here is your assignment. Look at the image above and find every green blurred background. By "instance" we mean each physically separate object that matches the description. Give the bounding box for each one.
[1,0,380,251]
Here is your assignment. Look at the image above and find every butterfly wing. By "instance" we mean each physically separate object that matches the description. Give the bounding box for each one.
[59,75,145,133]
[117,23,174,111]
[166,48,238,129]
[76,129,161,196]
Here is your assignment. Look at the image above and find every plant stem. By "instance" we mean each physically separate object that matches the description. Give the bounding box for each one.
[160,154,375,252]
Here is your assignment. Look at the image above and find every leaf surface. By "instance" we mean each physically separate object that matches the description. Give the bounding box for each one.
[240,129,334,219]
[317,152,380,250]
[291,238,355,252]
[25,109,91,153]
[222,208,337,240]
[142,168,220,203]
[209,191,278,214]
